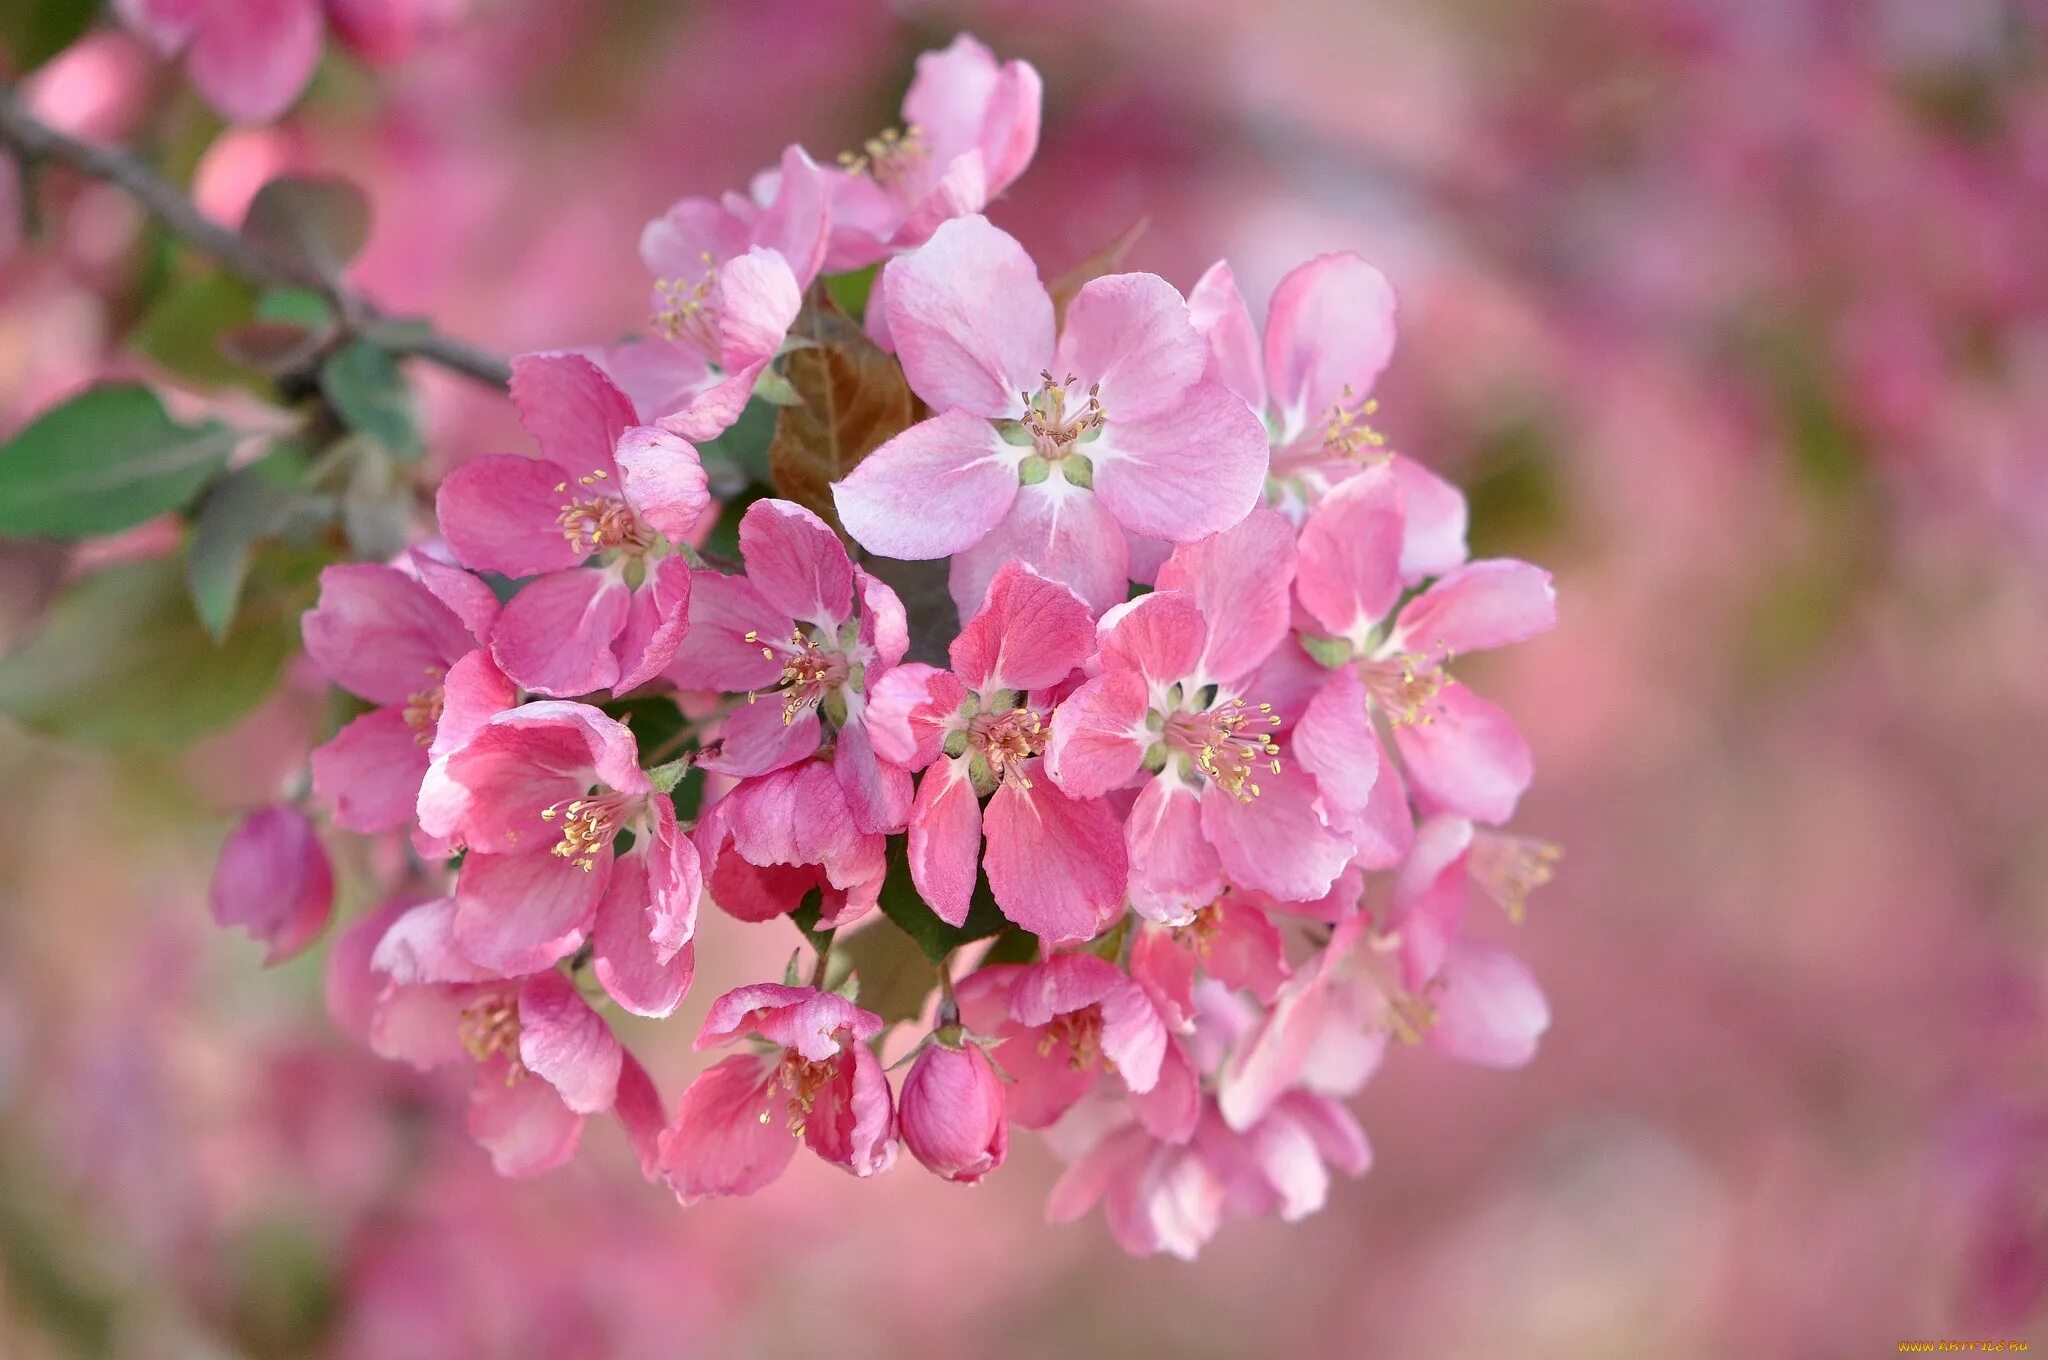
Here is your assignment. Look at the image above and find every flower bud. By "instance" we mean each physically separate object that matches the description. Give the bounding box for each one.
[900,1038,1007,1184]
[210,806,335,964]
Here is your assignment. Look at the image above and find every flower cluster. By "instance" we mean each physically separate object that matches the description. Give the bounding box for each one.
[211,33,1559,1259]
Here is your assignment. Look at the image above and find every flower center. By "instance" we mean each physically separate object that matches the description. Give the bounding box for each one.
[538,791,636,871]
[970,705,1047,788]
[1469,832,1561,924]
[769,1050,839,1136]
[747,628,850,725]
[555,474,648,557]
[1172,901,1225,955]
[1037,1004,1110,1073]
[1319,391,1389,462]
[402,685,444,744]
[1360,653,1447,727]
[1164,697,1282,801]
[839,124,928,201]
[652,252,720,354]
[1021,371,1106,459]
[458,994,524,1074]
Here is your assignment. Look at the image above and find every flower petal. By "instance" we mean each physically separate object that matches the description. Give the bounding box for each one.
[1294,463,1403,641]
[489,568,630,697]
[1045,670,1151,799]
[948,558,1097,694]
[1155,507,1296,687]
[739,498,853,627]
[947,477,1129,618]
[1393,682,1533,825]
[908,757,982,927]
[1263,252,1398,438]
[517,970,623,1114]
[882,214,1051,418]
[510,351,637,479]
[615,425,711,544]
[1188,260,1267,413]
[1055,272,1206,421]
[1091,378,1268,545]
[311,706,430,834]
[833,408,1022,560]
[437,454,585,578]
[593,851,695,1018]
[983,775,1127,946]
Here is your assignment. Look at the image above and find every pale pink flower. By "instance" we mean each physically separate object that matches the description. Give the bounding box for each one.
[657,983,895,1200]
[668,497,910,834]
[416,701,700,998]
[116,0,323,123]
[437,353,708,698]
[1290,465,1556,828]
[601,144,828,440]
[898,1035,1008,1184]
[1129,895,1291,1032]
[303,554,512,835]
[864,561,1127,944]
[820,33,1042,272]
[1046,510,1356,916]
[1190,251,1467,574]
[210,805,333,963]
[832,215,1269,615]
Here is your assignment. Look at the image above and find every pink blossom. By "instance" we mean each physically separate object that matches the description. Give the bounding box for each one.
[656,983,895,1200]
[209,805,333,963]
[437,353,708,698]
[1045,510,1356,916]
[832,215,1270,614]
[600,145,828,439]
[1129,895,1291,1032]
[1290,465,1556,827]
[668,497,911,834]
[864,561,1127,944]
[1190,252,1467,574]
[116,0,323,123]
[303,555,513,835]
[898,1035,1008,1184]
[694,753,888,931]
[820,33,1042,272]
[416,701,700,996]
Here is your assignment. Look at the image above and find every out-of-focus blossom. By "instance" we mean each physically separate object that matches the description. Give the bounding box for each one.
[209,804,334,962]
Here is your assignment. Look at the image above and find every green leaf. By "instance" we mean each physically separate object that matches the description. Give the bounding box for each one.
[696,396,779,489]
[702,486,768,564]
[0,385,236,539]
[979,927,1041,966]
[321,343,421,461]
[875,835,1007,962]
[822,265,880,325]
[131,274,260,389]
[835,917,940,1025]
[241,176,370,284]
[186,446,313,639]
[256,289,334,328]
[0,0,97,73]
[0,556,303,749]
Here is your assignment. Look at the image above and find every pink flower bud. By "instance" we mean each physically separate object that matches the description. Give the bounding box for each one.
[210,806,334,964]
[900,1038,1007,1184]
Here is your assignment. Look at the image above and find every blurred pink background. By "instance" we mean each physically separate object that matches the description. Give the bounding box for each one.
[4,1,2047,1355]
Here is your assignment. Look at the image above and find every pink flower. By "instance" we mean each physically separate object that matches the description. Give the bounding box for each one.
[656,983,895,1200]
[898,1035,1008,1184]
[820,33,1042,272]
[668,497,911,834]
[954,954,1194,1140]
[1129,895,1291,1032]
[694,753,889,931]
[354,899,662,1178]
[601,145,828,440]
[117,0,323,123]
[437,353,708,698]
[832,215,1270,615]
[210,805,334,963]
[303,554,513,835]
[1289,465,1557,827]
[1190,251,1467,574]
[1046,510,1356,916]
[865,561,1127,944]
[416,701,700,998]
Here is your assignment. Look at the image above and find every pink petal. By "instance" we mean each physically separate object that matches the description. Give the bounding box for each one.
[517,970,623,1114]
[1291,670,1381,819]
[1155,507,1296,687]
[452,849,604,975]
[1044,671,1151,799]
[437,454,585,578]
[883,214,1050,417]
[369,896,492,985]
[370,982,470,1070]
[612,555,694,694]
[739,498,853,627]
[948,558,1098,694]
[664,569,788,692]
[1294,463,1403,640]
[701,698,823,778]
[468,1058,583,1178]
[646,795,702,962]
[865,662,965,769]
[593,851,695,1018]
[1098,589,1206,691]
[1188,261,1267,414]
[210,805,332,963]
[404,549,501,641]
[699,983,881,1058]
[186,0,322,123]
[311,706,430,833]
[615,426,711,544]
[489,568,630,697]
[326,895,418,1043]
[947,478,1129,618]
[1091,378,1268,544]
[1131,923,1197,1030]
[613,1051,668,1181]
[1201,766,1354,904]
[1390,815,1474,991]
[303,563,473,706]
[658,1054,794,1202]
[752,144,830,288]
[1130,1038,1200,1143]
[803,1045,898,1178]
[641,197,750,285]
[598,337,712,424]
[510,352,637,480]
[428,649,516,761]
[1392,559,1557,660]
[855,567,910,670]
[1275,1089,1372,1177]
[1014,955,1166,1093]
[983,775,1128,945]
[833,409,1021,560]
[1263,252,1398,438]
[1055,273,1206,421]
[710,247,803,374]
[1389,453,1469,582]
[1428,940,1548,1069]
[833,717,913,835]
[908,758,982,927]
[1393,682,1533,825]
[1125,775,1224,922]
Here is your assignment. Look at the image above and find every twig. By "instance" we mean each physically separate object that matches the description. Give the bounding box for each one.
[0,83,511,391]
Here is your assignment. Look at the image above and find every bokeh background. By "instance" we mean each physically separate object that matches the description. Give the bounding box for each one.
[4,0,2047,1355]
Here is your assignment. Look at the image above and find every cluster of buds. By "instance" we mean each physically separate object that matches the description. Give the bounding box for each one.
[212,33,1560,1259]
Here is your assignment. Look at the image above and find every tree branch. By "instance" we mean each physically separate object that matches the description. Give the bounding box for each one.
[0,84,511,391]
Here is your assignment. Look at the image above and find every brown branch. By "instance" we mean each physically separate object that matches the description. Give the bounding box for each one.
[0,84,511,391]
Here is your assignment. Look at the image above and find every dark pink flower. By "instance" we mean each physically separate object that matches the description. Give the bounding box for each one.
[668,497,911,834]
[820,33,1042,272]
[866,560,1127,944]
[303,554,512,835]
[1046,511,1355,915]
[899,1036,1008,1184]
[210,805,334,963]
[416,701,700,997]
[833,215,1269,614]
[437,353,708,698]
[694,754,889,931]
[657,984,895,1200]
[1129,895,1291,1032]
